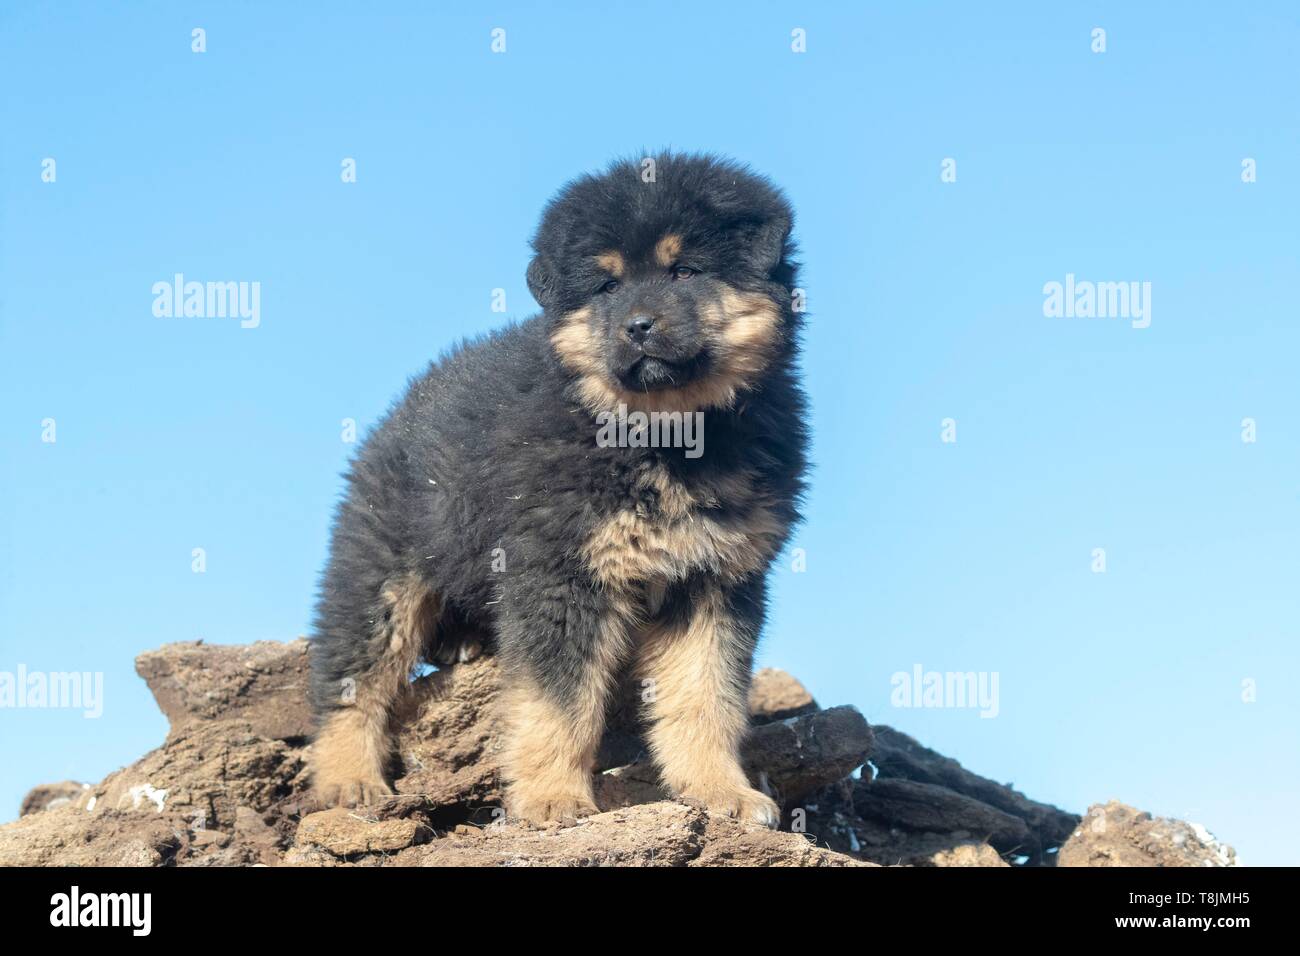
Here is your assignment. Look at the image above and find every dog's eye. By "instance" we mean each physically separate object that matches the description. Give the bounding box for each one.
[673,266,696,280]
[599,279,620,294]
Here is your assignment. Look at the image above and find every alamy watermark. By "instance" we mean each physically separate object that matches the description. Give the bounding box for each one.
[890,664,999,718]
[596,403,704,459]
[0,665,103,718]
[152,273,261,329]
[50,886,151,936]
[1043,273,1151,329]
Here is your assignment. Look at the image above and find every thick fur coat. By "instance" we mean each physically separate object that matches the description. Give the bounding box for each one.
[308,153,808,825]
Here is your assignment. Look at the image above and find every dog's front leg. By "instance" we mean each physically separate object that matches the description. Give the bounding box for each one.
[497,581,632,824]
[636,577,778,827]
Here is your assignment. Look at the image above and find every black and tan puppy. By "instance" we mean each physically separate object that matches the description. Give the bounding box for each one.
[308,152,807,826]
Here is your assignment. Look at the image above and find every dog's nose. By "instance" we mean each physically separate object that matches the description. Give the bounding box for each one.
[625,314,655,344]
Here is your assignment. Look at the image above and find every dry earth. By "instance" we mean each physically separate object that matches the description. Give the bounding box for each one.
[0,641,1236,868]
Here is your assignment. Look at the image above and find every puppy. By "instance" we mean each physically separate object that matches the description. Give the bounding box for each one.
[308,152,808,826]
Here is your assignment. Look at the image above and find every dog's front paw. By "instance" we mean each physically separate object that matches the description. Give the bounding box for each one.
[314,774,394,809]
[682,784,780,828]
[507,785,598,826]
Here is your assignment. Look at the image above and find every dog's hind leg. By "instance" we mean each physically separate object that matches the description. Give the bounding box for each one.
[310,573,437,807]
[428,605,490,666]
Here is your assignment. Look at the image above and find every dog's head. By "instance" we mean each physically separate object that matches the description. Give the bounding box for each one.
[529,153,798,414]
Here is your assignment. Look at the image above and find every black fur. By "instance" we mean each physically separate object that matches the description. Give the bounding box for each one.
[308,152,808,800]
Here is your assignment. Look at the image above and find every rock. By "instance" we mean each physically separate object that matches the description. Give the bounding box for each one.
[1057,801,1237,867]
[387,802,868,868]
[929,842,1009,867]
[794,780,1012,866]
[745,705,873,804]
[232,806,284,866]
[295,808,429,858]
[0,725,310,867]
[593,762,669,810]
[409,803,707,867]
[191,828,231,848]
[86,721,310,833]
[748,668,818,723]
[19,781,88,816]
[0,805,183,866]
[136,639,314,741]
[853,777,1030,853]
[787,779,863,852]
[871,726,1078,863]
[0,637,1236,869]
[693,811,871,867]
[394,656,504,808]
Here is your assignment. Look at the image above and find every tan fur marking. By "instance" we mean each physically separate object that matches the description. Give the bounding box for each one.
[549,287,783,416]
[636,588,777,825]
[311,574,437,807]
[581,465,785,594]
[646,464,696,521]
[499,683,601,823]
[654,233,683,267]
[594,250,625,277]
[500,601,633,823]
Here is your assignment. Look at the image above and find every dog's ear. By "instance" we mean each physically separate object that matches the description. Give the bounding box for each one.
[527,255,556,310]
[754,213,792,275]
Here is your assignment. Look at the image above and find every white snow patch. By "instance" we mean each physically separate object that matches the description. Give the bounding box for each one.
[127,783,169,813]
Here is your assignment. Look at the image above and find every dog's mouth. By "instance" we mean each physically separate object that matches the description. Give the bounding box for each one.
[618,352,707,391]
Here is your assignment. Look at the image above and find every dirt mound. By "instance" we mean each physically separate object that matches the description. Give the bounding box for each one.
[0,640,1235,867]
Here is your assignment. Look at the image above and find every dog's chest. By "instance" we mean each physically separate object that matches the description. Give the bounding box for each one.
[580,465,783,593]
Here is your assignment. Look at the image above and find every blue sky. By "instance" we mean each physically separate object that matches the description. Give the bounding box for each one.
[2,2,1297,864]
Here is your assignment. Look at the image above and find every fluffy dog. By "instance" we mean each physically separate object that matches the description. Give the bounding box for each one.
[308,152,808,826]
